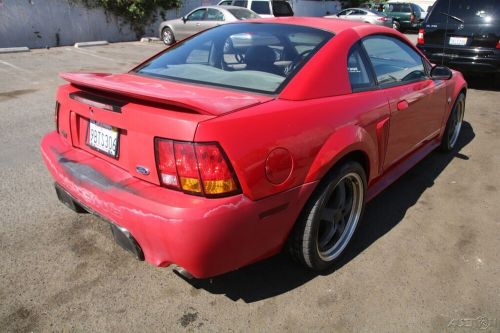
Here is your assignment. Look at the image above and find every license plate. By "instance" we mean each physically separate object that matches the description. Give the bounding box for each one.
[87,120,119,158]
[449,37,467,46]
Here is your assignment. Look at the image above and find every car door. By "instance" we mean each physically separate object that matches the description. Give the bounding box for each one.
[206,8,226,26]
[177,8,207,40]
[348,9,367,22]
[361,35,447,169]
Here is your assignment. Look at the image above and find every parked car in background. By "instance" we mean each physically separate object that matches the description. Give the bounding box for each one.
[217,0,293,18]
[417,0,500,84]
[159,6,259,45]
[41,18,467,279]
[327,8,393,28]
[383,2,424,31]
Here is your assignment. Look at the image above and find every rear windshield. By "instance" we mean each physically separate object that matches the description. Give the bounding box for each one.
[227,8,260,19]
[134,23,332,94]
[384,3,412,12]
[428,0,499,23]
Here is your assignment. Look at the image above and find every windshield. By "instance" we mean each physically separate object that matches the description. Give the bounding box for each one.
[227,8,260,19]
[428,0,499,24]
[135,23,333,94]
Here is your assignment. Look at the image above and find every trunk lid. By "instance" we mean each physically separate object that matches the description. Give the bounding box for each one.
[57,72,272,185]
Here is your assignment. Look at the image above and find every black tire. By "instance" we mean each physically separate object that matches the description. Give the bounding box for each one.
[161,27,175,46]
[288,161,367,271]
[440,93,466,152]
[393,21,401,31]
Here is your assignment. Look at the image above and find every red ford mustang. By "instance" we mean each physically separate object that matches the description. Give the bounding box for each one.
[41,17,467,278]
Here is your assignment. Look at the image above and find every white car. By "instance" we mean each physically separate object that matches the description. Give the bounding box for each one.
[217,0,293,18]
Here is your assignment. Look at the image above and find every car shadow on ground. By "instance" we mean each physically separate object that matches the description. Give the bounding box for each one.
[185,122,475,303]
[463,73,500,92]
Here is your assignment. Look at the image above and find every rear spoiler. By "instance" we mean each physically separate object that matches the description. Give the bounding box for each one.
[60,72,270,116]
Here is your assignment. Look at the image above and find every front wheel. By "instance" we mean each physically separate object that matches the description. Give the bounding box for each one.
[162,27,175,45]
[440,93,465,152]
[288,161,367,271]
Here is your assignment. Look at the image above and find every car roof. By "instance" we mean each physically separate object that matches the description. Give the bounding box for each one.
[245,16,369,34]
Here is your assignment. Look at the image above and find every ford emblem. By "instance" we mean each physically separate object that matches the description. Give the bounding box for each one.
[136,166,150,175]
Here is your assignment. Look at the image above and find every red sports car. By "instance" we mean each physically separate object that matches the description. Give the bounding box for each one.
[41,18,467,278]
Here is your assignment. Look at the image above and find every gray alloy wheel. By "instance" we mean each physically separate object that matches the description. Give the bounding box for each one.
[289,161,367,271]
[440,93,465,152]
[162,27,175,45]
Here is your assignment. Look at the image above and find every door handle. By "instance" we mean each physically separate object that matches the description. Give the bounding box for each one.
[397,100,409,111]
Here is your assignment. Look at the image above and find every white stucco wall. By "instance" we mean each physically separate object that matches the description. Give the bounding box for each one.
[0,0,218,48]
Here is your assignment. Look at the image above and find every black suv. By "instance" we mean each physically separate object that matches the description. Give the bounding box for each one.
[417,0,500,82]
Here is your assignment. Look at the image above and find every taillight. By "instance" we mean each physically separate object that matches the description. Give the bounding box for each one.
[377,17,388,21]
[155,138,240,197]
[54,101,60,132]
[496,40,500,49]
[410,14,415,22]
[417,29,425,45]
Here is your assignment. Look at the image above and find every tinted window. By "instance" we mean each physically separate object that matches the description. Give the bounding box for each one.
[385,3,411,12]
[219,0,232,4]
[251,1,271,14]
[187,9,206,21]
[272,1,293,16]
[362,36,427,86]
[233,0,248,8]
[207,8,224,21]
[135,23,332,94]
[347,43,375,91]
[350,9,366,15]
[338,9,350,16]
[227,8,260,19]
[427,0,499,23]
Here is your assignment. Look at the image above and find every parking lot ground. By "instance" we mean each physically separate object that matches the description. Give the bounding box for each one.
[1,40,499,332]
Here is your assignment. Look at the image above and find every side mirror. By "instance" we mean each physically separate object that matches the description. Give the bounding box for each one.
[182,16,187,23]
[430,65,452,80]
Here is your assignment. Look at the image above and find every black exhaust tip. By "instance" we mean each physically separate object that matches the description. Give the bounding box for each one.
[55,183,88,214]
[110,224,144,261]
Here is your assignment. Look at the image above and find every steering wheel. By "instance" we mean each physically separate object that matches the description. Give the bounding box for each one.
[284,49,313,76]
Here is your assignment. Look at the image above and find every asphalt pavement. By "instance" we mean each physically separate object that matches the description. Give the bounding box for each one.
[0,36,499,332]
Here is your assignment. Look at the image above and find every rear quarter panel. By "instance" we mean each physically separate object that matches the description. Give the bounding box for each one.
[195,91,390,200]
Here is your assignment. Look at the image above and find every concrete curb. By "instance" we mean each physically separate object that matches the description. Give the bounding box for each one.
[0,47,30,54]
[140,37,161,43]
[74,41,109,48]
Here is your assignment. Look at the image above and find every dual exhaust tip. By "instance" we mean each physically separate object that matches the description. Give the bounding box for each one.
[55,183,195,279]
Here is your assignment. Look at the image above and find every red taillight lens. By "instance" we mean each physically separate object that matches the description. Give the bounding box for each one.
[54,101,60,132]
[196,144,238,195]
[155,139,240,197]
[156,139,180,189]
[377,17,388,21]
[417,29,425,44]
[174,142,202,194]
[496,40,500,49]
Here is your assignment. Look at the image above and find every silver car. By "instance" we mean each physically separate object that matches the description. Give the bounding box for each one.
[159,6,260,45]
[326,8,393,28]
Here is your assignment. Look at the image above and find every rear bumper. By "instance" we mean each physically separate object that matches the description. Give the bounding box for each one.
[418,45,500,73]
[41,131,317,278]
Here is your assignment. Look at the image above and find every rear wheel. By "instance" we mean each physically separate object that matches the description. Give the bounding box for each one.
[440,93,465,152]
[162,27,175,45]
[288,161,366,271]
[393,21,401,31]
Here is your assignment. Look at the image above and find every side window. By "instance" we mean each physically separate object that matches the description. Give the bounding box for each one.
[233,0,248,8]
[207,8,224,21]
[350,9,365,16]
[337,10,349,16]
[362,35,427,87]
[219,0,232,5]
[187,9,206,21]
[251,1,271,14]
[347,43,375,91]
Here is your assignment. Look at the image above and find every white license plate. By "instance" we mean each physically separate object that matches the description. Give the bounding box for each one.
[449,37,467,46]
[87,120,119,157]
